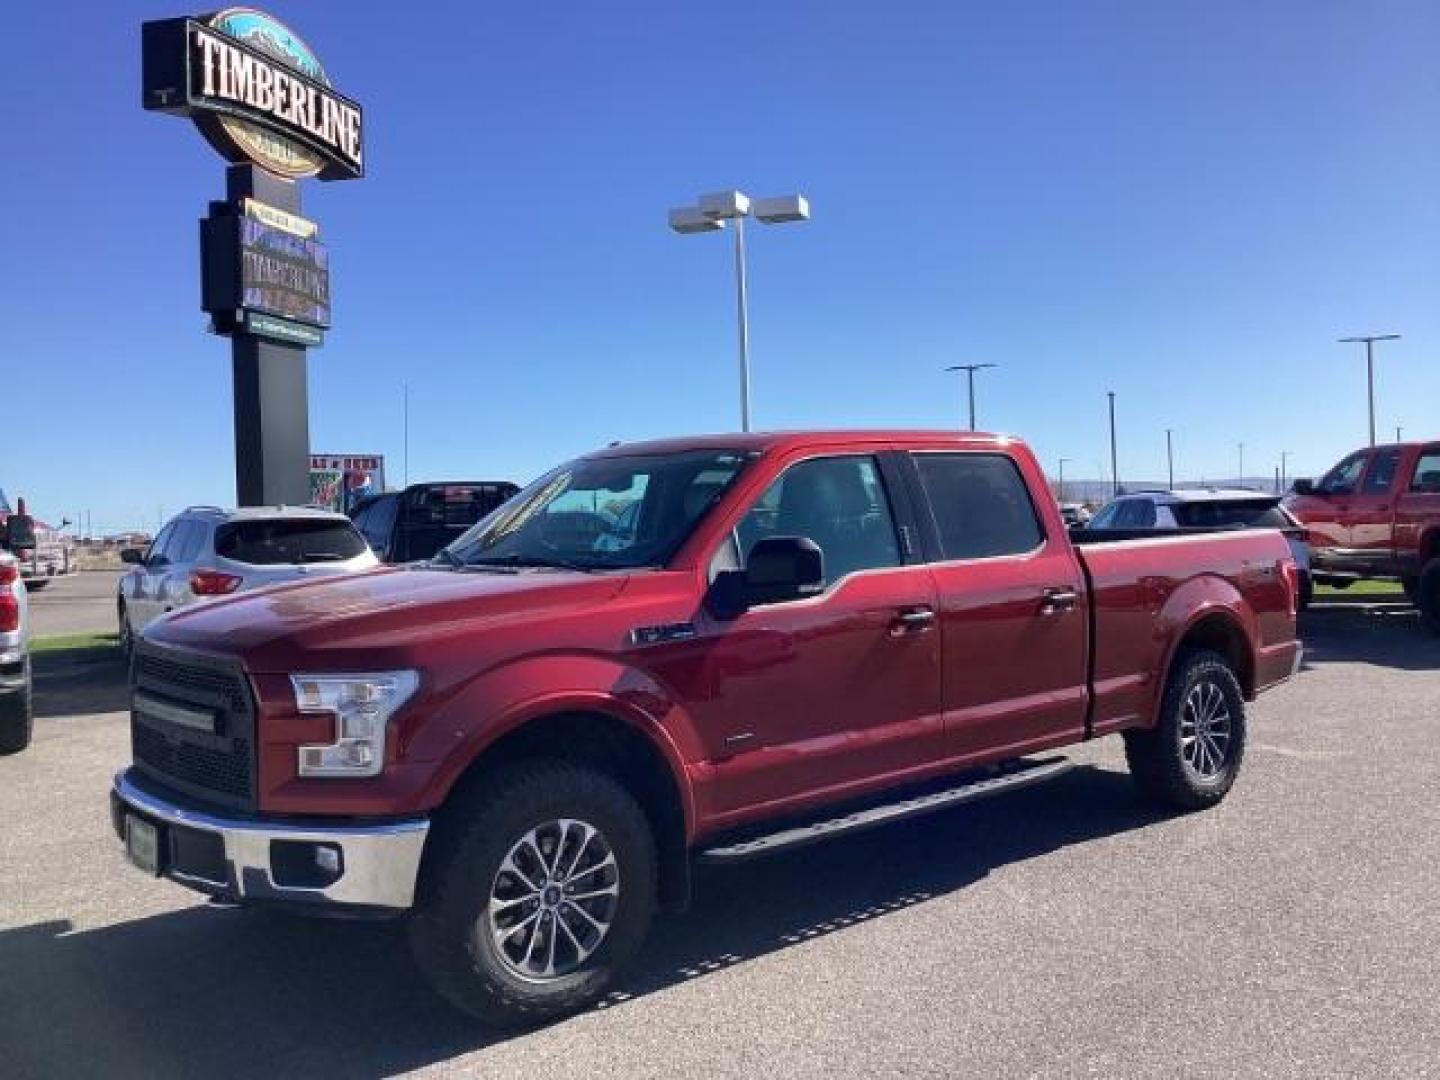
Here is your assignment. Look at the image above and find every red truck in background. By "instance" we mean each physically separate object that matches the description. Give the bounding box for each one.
[1286,441,1440,632]
[110,431,1301,1028]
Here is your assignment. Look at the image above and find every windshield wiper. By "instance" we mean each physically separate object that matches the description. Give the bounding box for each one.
[464,553,598,573]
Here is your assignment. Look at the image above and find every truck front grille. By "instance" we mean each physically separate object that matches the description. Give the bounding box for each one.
[130,642,257,812]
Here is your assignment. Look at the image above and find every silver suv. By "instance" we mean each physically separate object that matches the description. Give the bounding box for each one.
[118,506,379,652]
[0,552,31,754]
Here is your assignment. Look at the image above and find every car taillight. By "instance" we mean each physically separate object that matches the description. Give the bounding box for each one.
[190,569,243,596]
[1280,559,1299,616]
[0,563,17,632]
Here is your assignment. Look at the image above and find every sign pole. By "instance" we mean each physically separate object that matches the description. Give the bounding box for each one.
[224,165,311,507]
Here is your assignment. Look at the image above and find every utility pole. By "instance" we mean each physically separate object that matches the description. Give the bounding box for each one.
[403,382,410,487]
[1338,333,1400,447]
[1058,458,1070,503]
[945,363,997,431]
[1238,442,1245,486]
[1165,428,1175,489]
[1397,425,1403,443]
[1107,391,1119,498]
[1280,450,1291,493]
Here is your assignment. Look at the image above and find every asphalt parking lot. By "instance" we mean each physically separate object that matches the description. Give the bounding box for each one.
[23,570,124,639]
[0,602,1436,1079]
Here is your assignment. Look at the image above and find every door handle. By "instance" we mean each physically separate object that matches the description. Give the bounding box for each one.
[890,607,937,635]
[1040,587,1079,614]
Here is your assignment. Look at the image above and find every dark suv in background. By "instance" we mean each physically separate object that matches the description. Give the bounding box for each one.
[350,481,519,564]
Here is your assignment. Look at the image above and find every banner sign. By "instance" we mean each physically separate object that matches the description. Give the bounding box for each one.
[143,9,364,181]
[309,455,384,514]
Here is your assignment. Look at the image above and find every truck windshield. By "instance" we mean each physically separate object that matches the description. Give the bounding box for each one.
[444,449,754,571]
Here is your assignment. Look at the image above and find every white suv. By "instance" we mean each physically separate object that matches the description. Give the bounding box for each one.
[118,506,379,652]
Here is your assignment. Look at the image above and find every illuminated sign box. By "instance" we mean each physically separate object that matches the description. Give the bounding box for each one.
[202,205,331,331]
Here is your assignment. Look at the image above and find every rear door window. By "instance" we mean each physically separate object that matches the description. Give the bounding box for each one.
[169,521,206,564]
[214,519,367,565]
[1411,449,1440,493]
[912,453,1044,559]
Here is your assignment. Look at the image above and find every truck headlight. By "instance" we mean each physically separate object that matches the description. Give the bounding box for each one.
[291,671,419,778]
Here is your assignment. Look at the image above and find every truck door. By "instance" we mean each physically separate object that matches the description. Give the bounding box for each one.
[904,451,1089,761]
[689,452,943,818]
[1345,447,1403,568]
[1395,446,1440,576]
[1303,451,1370,560]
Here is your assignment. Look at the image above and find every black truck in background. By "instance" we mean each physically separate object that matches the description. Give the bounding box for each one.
[350,481,519,564]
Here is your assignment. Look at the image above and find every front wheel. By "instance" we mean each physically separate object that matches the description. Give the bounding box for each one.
[408,760,657,1029]
[1124,649,1247,811]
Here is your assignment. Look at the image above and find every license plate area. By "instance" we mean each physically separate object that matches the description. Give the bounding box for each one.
[126,814,163,876]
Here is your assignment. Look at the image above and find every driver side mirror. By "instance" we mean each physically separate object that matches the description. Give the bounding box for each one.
[120,548,145,565]
[1291,478,1317,497]
[707,536,825,620]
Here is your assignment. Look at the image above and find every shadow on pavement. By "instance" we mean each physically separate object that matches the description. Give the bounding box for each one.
[1299,603,1436,672]
[0,766,1164,1079]
[31,650,128,719]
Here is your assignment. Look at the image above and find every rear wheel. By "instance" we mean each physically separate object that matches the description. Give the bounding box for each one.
[0,662,33,755]
[408,760,656,1029]
[1417,560,1440,636]
[1124,649,1247,811]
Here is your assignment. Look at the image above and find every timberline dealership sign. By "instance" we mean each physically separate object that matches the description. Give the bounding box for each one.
[143,8,364,181]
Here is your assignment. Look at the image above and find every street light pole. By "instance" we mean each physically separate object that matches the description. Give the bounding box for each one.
[1107,391,1118,498]
[1238,442,1245,485]
[732,215,751,433]
[669,190,810,433]
[1058,458,1070,503]
[1338,333,1400,447]
[1165,428,1174,489]
[1280,450,1291,493]
[944,363,997,430]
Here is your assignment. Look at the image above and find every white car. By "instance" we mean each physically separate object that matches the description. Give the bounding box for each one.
[0,552,31,754]
[118,506,380,652]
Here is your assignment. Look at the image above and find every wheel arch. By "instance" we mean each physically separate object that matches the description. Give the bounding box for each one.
[1166,608,1257,701]
[431,702,694,912]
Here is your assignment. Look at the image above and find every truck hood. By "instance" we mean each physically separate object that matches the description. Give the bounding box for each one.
[145,566,631,671]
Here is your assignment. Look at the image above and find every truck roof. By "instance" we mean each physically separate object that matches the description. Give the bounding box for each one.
[587,430,1019,459]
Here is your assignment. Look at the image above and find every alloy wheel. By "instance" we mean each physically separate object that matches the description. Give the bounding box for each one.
[486,818,620,982]
[1180,680,1233,780]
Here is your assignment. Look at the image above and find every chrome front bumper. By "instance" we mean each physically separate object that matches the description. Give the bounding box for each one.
[111,770,429,913]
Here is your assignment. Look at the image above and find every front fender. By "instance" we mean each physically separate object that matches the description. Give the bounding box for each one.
[406,652,700,835]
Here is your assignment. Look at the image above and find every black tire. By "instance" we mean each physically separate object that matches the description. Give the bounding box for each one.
[24,579,47,592]
[1124,649,1247,811]
[0,663,34,756]
[1417,560,1440,636]
[1298,575,1313,611]
[118,600,134,658]
[408,760,657,1029]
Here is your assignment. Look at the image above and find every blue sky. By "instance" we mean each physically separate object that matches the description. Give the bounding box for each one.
[2,0,1436,532]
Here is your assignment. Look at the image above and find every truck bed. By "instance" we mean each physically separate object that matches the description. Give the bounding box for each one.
[1071,528,1298,737]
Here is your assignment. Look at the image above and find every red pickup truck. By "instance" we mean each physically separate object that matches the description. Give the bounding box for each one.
[1286,440,1440,630]
[111,431,1301,1027]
